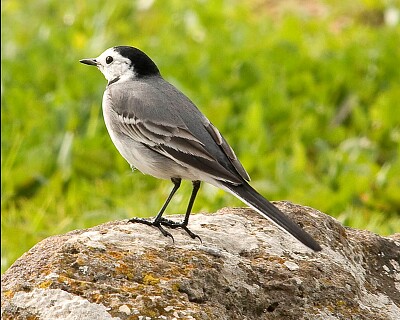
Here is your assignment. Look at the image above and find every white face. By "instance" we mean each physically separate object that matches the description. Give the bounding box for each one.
[94,48,135,82]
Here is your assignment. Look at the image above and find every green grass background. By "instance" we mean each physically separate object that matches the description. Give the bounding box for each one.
[2,0,400,273]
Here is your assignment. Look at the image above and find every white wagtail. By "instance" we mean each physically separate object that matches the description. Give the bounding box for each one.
[80,46,322,251]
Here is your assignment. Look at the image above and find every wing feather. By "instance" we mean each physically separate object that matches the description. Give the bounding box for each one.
[205,122,250,181]
[106,77,249,184]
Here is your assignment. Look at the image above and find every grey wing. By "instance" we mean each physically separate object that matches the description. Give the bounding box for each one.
[106,77,250,184]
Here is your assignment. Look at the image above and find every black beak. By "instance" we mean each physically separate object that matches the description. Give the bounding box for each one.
[79,58,98,66]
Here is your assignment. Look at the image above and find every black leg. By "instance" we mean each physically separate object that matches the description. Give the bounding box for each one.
[160,180,202,241]
[129,178,181,240]
[183,180,201,225]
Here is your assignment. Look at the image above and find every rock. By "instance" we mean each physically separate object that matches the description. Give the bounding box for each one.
[1,202,399,320]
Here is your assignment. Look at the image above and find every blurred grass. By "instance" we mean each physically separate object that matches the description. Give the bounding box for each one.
[2,0,400,273]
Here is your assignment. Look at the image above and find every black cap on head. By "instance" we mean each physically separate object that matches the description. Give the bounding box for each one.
[114,46,160,78]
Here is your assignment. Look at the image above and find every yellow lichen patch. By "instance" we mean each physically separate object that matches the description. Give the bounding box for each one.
[142,250,160,263]
[108,251,126,260]
[267,256,286,264]
[57,275,72,285]
[336,300,347,307]
[170,282,180,292]
[91,293,104,303]
[115,261,135,281]
[143,273,160,285]
[3,290,15,299]
[38,280,53,289]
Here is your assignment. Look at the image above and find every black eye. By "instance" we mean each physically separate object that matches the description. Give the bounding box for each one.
[106,56,113,64]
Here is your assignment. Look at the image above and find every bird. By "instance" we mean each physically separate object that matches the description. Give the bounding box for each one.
[79,46,322,251]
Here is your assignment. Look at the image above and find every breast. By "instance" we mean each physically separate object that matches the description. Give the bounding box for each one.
[102,91,146,169]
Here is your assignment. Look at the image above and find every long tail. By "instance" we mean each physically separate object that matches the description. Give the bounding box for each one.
[219,181,322,251]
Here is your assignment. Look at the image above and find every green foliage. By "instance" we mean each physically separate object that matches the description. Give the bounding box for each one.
[2,0,400,272]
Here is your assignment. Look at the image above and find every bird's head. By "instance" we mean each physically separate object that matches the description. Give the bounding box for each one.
[80,46,160,83]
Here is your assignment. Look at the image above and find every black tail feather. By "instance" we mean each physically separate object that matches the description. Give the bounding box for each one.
[221,181,322,251]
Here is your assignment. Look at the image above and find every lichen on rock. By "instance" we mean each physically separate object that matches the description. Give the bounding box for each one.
[1,202,399,319]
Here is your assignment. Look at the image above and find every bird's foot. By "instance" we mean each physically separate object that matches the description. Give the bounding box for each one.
[129,217,174,242]
[159,218,202,243]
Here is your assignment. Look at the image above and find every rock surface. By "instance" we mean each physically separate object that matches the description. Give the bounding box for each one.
[1,201,399,320]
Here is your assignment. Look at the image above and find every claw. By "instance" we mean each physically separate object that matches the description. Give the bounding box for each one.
[159,218,202,243]
[129,217,175,242]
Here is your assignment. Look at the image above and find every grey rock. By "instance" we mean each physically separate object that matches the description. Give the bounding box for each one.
[3,288,120,320]
[1,202,399,319]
